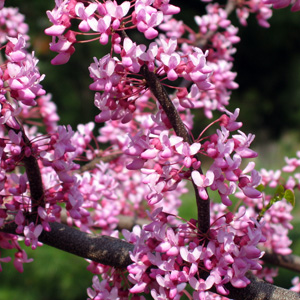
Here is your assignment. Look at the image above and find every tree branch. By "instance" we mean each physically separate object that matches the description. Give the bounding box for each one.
[116,215,149,231]
[76,152,122,173]
[1,220,299,300]
[224,272,300,300]
[262,249,300,273]
[0,221,134,269]
[5,123,45,213]
[140,64,210,233]
[22,154,45,211]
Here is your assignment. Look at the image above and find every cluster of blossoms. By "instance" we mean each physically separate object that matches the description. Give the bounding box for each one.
[44,0,180,64]
[263,0,300,11]
[0,0,299,299]
[124,208,265,299]
[0,6,29,43]
[0,34,45,130]
[44,0,241,121]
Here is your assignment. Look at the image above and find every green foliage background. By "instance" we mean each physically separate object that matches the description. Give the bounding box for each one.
[1,1,300,299]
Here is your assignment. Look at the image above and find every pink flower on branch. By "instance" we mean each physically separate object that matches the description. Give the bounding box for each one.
[75,2,98,32]
[264,0,300,11]
[44,0,76,36]
[13,249,33,273]
[23,222,43,250]
[3,35,46,106]
[126,208,265,298]
[191,170,215,200]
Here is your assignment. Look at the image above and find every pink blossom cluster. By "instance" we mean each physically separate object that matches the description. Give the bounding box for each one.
[0,7,29,44]
[118,106,262,207]
[197,0,272,27]
[71,116,186,234]
[14,93,60,134]
[0,34,45,110]
[160,4,240,118]
[235,0,273,28]
[290,276,300,293]
[0,1,299,299]
[88,35,213,124]
[264,0,300,11]
[235,186,293,257]
[44,0,180,65]
[86,256,147,300]
[123,208,265,299]
[0,232,34,272]
[39,125,91,220]
[0,129,48,250]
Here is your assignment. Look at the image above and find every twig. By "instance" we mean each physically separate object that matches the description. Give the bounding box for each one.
[140,64,210,233]
[262,249,300,273]
[225,271,300,300]
[4,119,44,213]
[76,152,122,173]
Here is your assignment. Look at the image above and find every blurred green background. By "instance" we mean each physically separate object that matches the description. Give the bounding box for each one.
[1,0,300,299]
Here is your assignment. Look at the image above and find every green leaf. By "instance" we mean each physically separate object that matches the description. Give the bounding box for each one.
[275,185,285,199]
[257,185,294,222]
[284,189,295,207]
[256,184,265,192]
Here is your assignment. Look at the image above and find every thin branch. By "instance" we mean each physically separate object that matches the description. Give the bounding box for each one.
[140,65,191,143]
[60,208,149,232]
[76,152,122,173]
[262,249,300,273]
[22,154,45,211]
[117,215,149,231]
[140,64,210,233]
[4,122,44,213]
[224,272,300,300]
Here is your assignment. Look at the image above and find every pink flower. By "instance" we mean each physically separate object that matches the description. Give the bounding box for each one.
[134,1,164,39]
[190,275,215,300]
[121,37,145,73]
[153,0,180,15]
[175,142,201,168]
[290,277,300,292]
[238,170,262,198]
[264,0,300,11]
[23,223,43,250]
[0,253,11,272]
[5,36,46,105]
[13,250,33,273]
[44,0,76,36]
[232,131,257,158]
[105,0,131,30]
[75,2,98,32]
[191,170,215,199]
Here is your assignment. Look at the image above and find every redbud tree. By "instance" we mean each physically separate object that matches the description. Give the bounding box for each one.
[0,0,300,299]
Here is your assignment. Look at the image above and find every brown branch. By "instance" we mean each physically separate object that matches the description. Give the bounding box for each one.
[1,220,299,300]
[262,249,300,273]
[76,152,122,173]
[117,215,149,231]
[22,154,44,211]
[140,64,210,233]
[60,208,149,232]
[140,65,190,143]
[0,220,133,269]
[224,272,300,300]
[5,123,44,213]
